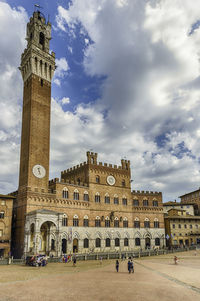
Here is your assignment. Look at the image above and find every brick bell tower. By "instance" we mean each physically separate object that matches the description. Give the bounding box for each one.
[19,10,55,193]
[13,11,55,257]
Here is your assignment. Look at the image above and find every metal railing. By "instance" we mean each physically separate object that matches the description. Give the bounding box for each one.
[0,245,197,265]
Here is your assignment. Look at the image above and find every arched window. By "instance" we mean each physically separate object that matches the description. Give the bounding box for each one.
[105,216,110,227]
[73,189,79,200]
[84,238,89,248]
[62,215,68,226]
[154,218,159,228]
[105,193,110,204]
[155,238,160,246]
[95,192,100,203]
[77,178,80,185]
[135,237,141,246]
[84,191,89,201]
[39,32,45,46]
[122,197,127,206]
[49,65,52,79]
[105,238,110,247]
[96,176,100,183]
[73,215,79,227]
[83,215,89,227]
[0,211,4,219]
[35,57,38,71]
[122,180,125,187]
[123,217,128,228]
[115,238,120,247]
[114,217,119,228]
[134,217,140,228]
[95,216,101,227]
[143,199,148,206]
[62,188,68,199]
[96,238,101,248]
[124,238,129,246]
[144,218,150,228]
[133,199,139,206]
[114,194,119,205]
[153,200,158,207]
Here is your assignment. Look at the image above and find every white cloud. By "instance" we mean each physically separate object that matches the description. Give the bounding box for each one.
[61,97,70,104]
[52,0,200,201]
[53,57,69,86]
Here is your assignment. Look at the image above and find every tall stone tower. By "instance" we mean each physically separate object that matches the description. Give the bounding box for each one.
[19,10,55,193]
[13,11,55,257]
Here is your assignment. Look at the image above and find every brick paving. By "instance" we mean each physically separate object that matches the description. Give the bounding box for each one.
[0,251,200,301]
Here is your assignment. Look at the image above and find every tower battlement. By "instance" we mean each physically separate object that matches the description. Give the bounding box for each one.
[132,190,162,195]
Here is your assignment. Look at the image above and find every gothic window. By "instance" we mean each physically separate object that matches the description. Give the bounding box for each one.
[114,195,119,204]
[62,216,68,226]
[153,200,158,207]
[0,211,4,219]
[62,188,68,199]
[143,199,148,206]
[122,198,127,206]
[155,238,160,246]
[144,218,150,228]
[105,238,110,247]
[154,219,159,228]
[123,218,128,228]
[115,238,120,247]
[96,238,101,248]
[83,216,89,227]
[114,218,119,228]
[39,32,45,46]
[73,215,79,227]
[73,189,79,200]
[133,199,139,206]
[134,218,140,228]
[124,238,129,247]
[122,180,125,187]
[135,237,141,246]
[84,238,89,248]
[95,192,100,203]
[95,216,101,227]
[96,176,100,183]
[105,217,110,227]
[84,192,89,201]
[105,194,110,204]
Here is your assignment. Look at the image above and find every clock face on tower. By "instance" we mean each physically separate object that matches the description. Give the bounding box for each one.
[32,165,46,179]
[107,175,115,186]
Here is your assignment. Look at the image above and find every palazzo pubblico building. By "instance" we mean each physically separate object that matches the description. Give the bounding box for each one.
[5,11,165,258]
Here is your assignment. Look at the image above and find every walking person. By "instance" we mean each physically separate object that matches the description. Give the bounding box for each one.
[174,256,178,265]
[127,260,131,274]
[130,260,134,273]
[73,256,77,267]
[115,260,119,272]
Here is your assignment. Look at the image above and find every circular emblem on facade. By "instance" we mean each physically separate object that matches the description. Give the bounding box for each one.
[107,175,115,186]
[32,164,46,179]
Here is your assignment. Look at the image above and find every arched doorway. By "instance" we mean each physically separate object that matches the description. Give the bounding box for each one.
[40,221,57,255]
[73,238,78,253]
[145,237,151,249]
[62,239,67,254]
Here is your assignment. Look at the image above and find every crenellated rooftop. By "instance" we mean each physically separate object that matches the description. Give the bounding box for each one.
[132,190,162,195]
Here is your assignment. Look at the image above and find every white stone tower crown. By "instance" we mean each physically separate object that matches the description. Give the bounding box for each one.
[19,11,55,83]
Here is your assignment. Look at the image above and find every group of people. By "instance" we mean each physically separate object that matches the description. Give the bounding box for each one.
[115,257,134,273]
[26,255,48,267]
[62,254,77,266]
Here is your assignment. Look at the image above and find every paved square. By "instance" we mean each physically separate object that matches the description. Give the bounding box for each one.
[0,250,200,301]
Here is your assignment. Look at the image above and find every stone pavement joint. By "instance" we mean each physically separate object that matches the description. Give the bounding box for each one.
[135,260,200,295]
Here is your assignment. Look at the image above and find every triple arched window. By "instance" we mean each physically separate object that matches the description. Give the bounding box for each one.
[105,216,110,227]
[73,189,79,200]
[83,191,89,201]
[123,217,128,228]
[114,217,119,228]
[62,215,68,226]
[144,218,150,228]
[73,215,79,227]
[134,217,140,228]
[95,192,100,203]
[154,218,159,228]
[83,215,89,227]
[95,216,101,227]
[62,188,68,199]
[105,193,110,204]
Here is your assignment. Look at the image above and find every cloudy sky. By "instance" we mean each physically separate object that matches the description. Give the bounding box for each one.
[1,0,200,201]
